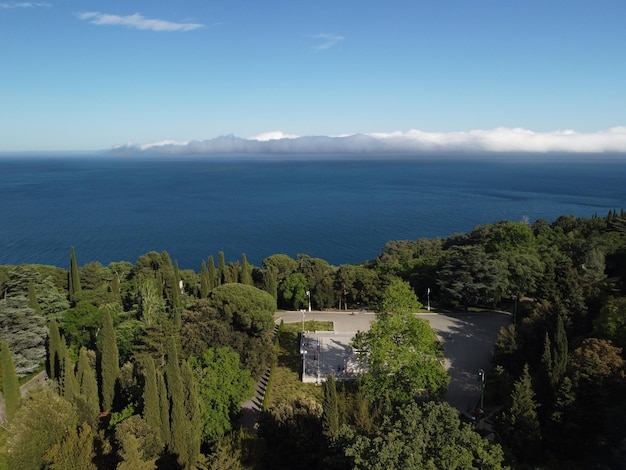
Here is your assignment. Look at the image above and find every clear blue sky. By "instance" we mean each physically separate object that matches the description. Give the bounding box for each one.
[2,0,625,151]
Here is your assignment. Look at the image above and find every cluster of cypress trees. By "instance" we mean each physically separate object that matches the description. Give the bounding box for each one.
[199,252,254,299]
[45,311,202,467]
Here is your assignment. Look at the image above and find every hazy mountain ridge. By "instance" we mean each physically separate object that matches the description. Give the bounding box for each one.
[111,127,626,156]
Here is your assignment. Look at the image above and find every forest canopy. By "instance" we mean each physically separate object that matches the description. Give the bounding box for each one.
[1,210,625,468]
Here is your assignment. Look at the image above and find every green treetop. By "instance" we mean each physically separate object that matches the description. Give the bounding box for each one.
[353,279,448,404]
[1,342,20,424]
[98,310,119,412]
[69,246,82,299]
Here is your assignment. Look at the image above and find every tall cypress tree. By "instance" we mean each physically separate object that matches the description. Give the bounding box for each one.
[47,319,62,380]
[552,314,568,384]
[171,262,182,329]
[69,246,82,300]
[181,360,201,468]
[142,356,161,440]
[110,271,121,302]
[1,342,20,424]
[500,364,542,462]
[263,266,278,301]
[241,253,252,285]
[157,370,170,447]
[57,336,69,392]
[322,374,340,437]
[200,262,210,299]
[99,310,119,412]
[217,252,226,286]
[77,347,99,422]
[538,333,555,405]
[207,255,216,290]
[165,336,188,466]
[161,251,177,317]
[62,353,79,403]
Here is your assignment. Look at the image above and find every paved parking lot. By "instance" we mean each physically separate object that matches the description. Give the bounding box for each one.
[277,310,510,413]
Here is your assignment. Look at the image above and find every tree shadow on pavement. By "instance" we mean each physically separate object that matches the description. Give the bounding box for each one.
[424,311,511,416]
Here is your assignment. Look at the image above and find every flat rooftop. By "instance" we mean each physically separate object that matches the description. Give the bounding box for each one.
[300,331,361,384]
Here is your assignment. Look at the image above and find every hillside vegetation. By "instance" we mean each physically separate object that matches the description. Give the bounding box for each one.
[1,211,625,468]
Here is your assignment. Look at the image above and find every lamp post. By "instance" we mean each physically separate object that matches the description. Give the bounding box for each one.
[478,369,485,411]
[306,290,311,312]
[301,309,305,333]
[512,294,518,324]
[427,287,431,311]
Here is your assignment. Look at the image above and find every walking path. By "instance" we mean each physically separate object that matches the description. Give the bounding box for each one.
[0,370,48,426]
[238,323,279,433]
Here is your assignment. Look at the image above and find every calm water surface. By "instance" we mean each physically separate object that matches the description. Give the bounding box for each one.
[1,154,625,269]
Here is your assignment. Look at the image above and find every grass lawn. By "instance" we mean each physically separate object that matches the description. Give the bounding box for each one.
[18,365,45,386]
[266,321,333,407]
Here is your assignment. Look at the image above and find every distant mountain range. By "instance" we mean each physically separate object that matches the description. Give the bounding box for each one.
[110,127,626,155]
[112,134,392,155]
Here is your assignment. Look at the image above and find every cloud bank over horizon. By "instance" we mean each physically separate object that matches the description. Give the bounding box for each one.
[112,127,626,156]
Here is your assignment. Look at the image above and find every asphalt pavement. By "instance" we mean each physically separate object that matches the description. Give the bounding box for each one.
[276,309,511,415]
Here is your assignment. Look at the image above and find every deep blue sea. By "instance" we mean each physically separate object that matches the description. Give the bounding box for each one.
[2,154,626,270]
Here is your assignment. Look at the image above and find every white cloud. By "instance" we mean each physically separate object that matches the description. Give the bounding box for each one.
[0,2,51,8]
[249,131,300,141]
[112,127,626,155]
[139,139,190,151]
[312,33,344,52]
[76,11,203,32]
[368,127,626,153]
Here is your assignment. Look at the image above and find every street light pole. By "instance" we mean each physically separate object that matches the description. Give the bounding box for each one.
[478,369,485,411]
[427,287,431,311]
[512,294,518,324]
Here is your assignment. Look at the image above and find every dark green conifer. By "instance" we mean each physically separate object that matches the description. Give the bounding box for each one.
[537,332,556,406]
[99,310,119,411]
[263,266,278,301]
[157,370,170,447]
[552,314,568,384]
[62,353,79,403]
[207,255,216,290]
[110,271,121,301]
[142,356,161,439]
[57,336,68,392]
[47,319,62,380]
[181,360,201,467]
[76,347,99,422]
[161,250,174,273]
[165,336,188,466]
[499,364,541,462]
[200,262,210,299]
[69,246,82,300]
[241,253,252,285]
[322,374,340,437]
[1,342,20,423]
[171,262,182,329]
[217,251,226,286]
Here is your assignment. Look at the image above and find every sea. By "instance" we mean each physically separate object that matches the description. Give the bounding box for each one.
[1,153,626,270]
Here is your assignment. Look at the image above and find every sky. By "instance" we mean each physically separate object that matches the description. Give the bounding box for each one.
[1,0,626,153]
